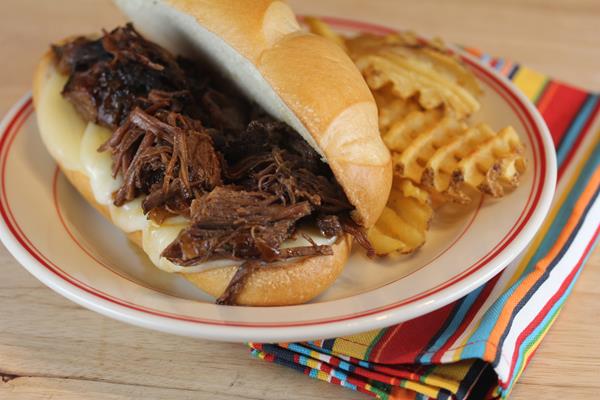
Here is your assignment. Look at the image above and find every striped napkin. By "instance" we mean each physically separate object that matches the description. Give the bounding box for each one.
[249,51,600,399]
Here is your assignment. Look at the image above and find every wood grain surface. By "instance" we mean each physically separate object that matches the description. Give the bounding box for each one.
[1,1,598,399]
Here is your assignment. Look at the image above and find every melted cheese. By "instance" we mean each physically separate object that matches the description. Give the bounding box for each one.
[142,218,242,273]
[80,123,122,205]
[108,197,148,233]
[39,66,337,274]
[37,70,85,171]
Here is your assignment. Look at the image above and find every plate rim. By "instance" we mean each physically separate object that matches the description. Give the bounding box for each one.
[0,18,557,342]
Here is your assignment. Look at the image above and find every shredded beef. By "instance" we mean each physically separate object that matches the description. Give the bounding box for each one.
[53,24,203,130]
[340,216,376,258]
[317,215,343,238]
[99,105,222,212]
[53,37,111,75]
[161,187,332,264]
[215,261,261,305]
[217,119,351,214]
[53,24,374,303]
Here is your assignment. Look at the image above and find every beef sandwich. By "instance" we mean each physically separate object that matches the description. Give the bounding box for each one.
[32,0,392,305]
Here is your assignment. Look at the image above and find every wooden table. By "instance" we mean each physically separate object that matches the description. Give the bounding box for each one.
[1,1,598,399]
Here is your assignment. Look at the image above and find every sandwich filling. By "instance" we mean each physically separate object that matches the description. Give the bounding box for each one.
[51,24,373,301]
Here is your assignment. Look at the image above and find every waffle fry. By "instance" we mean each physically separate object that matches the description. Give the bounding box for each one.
[367,179,433,255]
[383,106,446,151]
[344,31,481,118]
[307,19,480,121]
[420,124,526,202]
[356,52,480,119]
[373,89,421,132]
[454,126,526,197]
[304,16,347,51]
[389,111,467,184]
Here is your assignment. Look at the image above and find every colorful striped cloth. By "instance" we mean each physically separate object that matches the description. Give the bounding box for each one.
[249,51,600,399]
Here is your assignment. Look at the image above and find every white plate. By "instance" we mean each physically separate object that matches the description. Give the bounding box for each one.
[0,18,556,342]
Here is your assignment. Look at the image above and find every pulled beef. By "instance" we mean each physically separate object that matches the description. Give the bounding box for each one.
[53,37,111,76]
[53,24,198,129]
[53,25,374,303]
[215,261,261,305]
[221,120,351,213]
[99,104,222,214]
[317,215,343,238]
[162,187,331,265]
[340,216,376,258]
[317,215,374,257]
[156,119,353,264]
